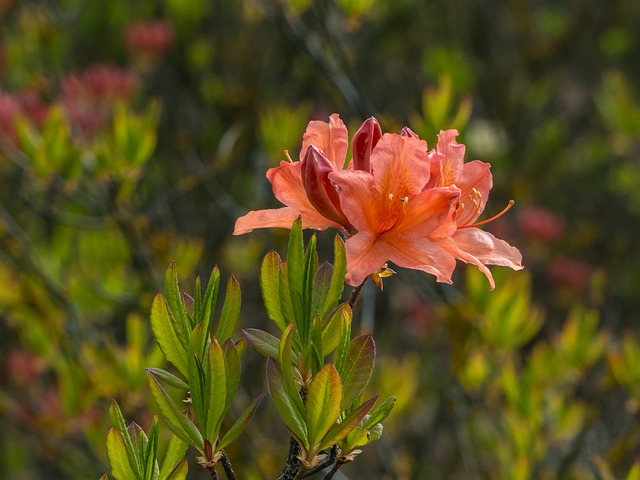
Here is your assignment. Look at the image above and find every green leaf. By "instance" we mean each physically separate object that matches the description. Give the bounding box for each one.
[235,337,247,360]
[143,418,159,480]
[223,340,241,414]
[150,294,189,378]
[217,275,241,343]
[217,393,266,450]
[310,315,324,373]
[146,368,189,391]
[320,235,347,321]
[333,306,353,375]
[243,328,280,359]
[109,401,142,479]
[107,427,138,480]
[147,373,204,451]
[340,335,376,410]
[193,276,202,328]
[158,435,188,480]
[287,218,305,335]
[260,251,287,331]
[164,263,191,346]
[306,364,342,450]
[266,357,308,447]
[322,303,351,357]
[362,396,396,430]
[311,262,333,318]
[300,234,318,343]
[199,267,221,340]
[188,325,207,428]
[165,459,188,480]
[279,324,305,421]
[205,339,227,441]
[279,262,296,337]
[100,474,110,480]
[319,396,379,451]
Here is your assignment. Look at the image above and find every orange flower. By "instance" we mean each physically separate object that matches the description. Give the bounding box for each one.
[429,130,523,289]
[235,115,523,289]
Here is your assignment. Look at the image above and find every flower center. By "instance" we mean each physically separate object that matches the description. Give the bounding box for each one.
[378,193,408,234]
[457,187,514,229]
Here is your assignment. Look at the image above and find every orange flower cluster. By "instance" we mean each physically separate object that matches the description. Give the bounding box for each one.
[235,114,522,288]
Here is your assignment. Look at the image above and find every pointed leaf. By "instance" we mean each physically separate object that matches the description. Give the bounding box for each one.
[301,234,318,344]
[260,251,287,331]
[107,427,138,480]
[150,294,188,378]
[217,275,241,343]
[100,475,110,480]
[310,315,324,373]
[362,396,396,430]
[164,263,191,345]
[147,373,204,451]
[266,357,308,447]
[333,306,352,375]
[306,364,342,450]
[322,303,351,356]
[279,262,296,334]
[243,328,280,359]
[319,396,379,451]
[217,393,266,450]
[146,368,189,391]
[188,325,207,428]
[199,266,221,351]
[311,262,333,318]
[340,334,376,409]
[223,340,241,414]
[158,435,188,480]
[109,401,142,478]
[165,459,188,480]
[279,324,305,421]
[287,218,305,333]
[180,292,195,327]
[193,276,202,328]
[320,235,347,321]
[205,339,227,441]
[143,418,159,480]
[235,337,247,360]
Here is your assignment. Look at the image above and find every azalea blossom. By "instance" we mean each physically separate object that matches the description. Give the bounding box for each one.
[234,114,522,288]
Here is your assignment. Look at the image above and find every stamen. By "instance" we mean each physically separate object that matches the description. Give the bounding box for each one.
[284,150,294,163]
[460,200,515,229]
[388,193,394,201]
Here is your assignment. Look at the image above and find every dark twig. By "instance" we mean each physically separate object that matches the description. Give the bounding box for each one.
[220,450,238,480]
[321,459,346,480]
[277,436,302,480]
[300,445,339,478]
[347,281,365,310]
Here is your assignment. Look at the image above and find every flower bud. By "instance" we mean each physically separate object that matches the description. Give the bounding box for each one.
[302,145,353,229]
[400,126,419,138]
[352,117,382,172]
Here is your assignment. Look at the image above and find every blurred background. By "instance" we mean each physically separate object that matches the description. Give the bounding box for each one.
[1,0,640,478]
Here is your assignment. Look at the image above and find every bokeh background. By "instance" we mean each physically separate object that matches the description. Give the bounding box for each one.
[1,0,640,478]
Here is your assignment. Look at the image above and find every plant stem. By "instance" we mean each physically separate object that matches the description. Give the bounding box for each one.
[321,460,344,480]
[221,450,238,480]
[207,466,219,480]
[347,281,365,310]
[300,445,339,478]
[277,436,302,480]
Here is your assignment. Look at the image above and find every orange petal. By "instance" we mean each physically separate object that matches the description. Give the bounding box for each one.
[330,169,381,233]
[457,160,492,222]
[371,134,431,198]
[301,113,349,170]
[234,207,339,235]
[396,186,460,238]
[436,129,465,187]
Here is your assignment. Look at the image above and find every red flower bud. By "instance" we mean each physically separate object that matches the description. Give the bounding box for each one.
[400,126,419,138]
[302,145,353,230]
[352,117,382,172]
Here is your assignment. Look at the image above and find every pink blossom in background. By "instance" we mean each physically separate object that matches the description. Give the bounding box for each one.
[547,257,592,292]
[0,92,22,142]
[125,20,175,59]
[517,206,565,244]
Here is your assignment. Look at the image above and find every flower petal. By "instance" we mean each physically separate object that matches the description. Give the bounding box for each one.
[234,207,339,235]
[436,129,465,187]
[396,186,460,238]
[301,113,348,170]
[458,160,492,218]
[343,232,457,286]
[329,169,382,233]
[442,228,524,289]
[370,134,431,198]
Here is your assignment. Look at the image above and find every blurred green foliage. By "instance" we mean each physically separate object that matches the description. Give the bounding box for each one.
[1,0,640,478]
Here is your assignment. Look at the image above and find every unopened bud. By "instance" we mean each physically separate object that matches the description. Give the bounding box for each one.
[352,117,382,172]
[302,145,353,229]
